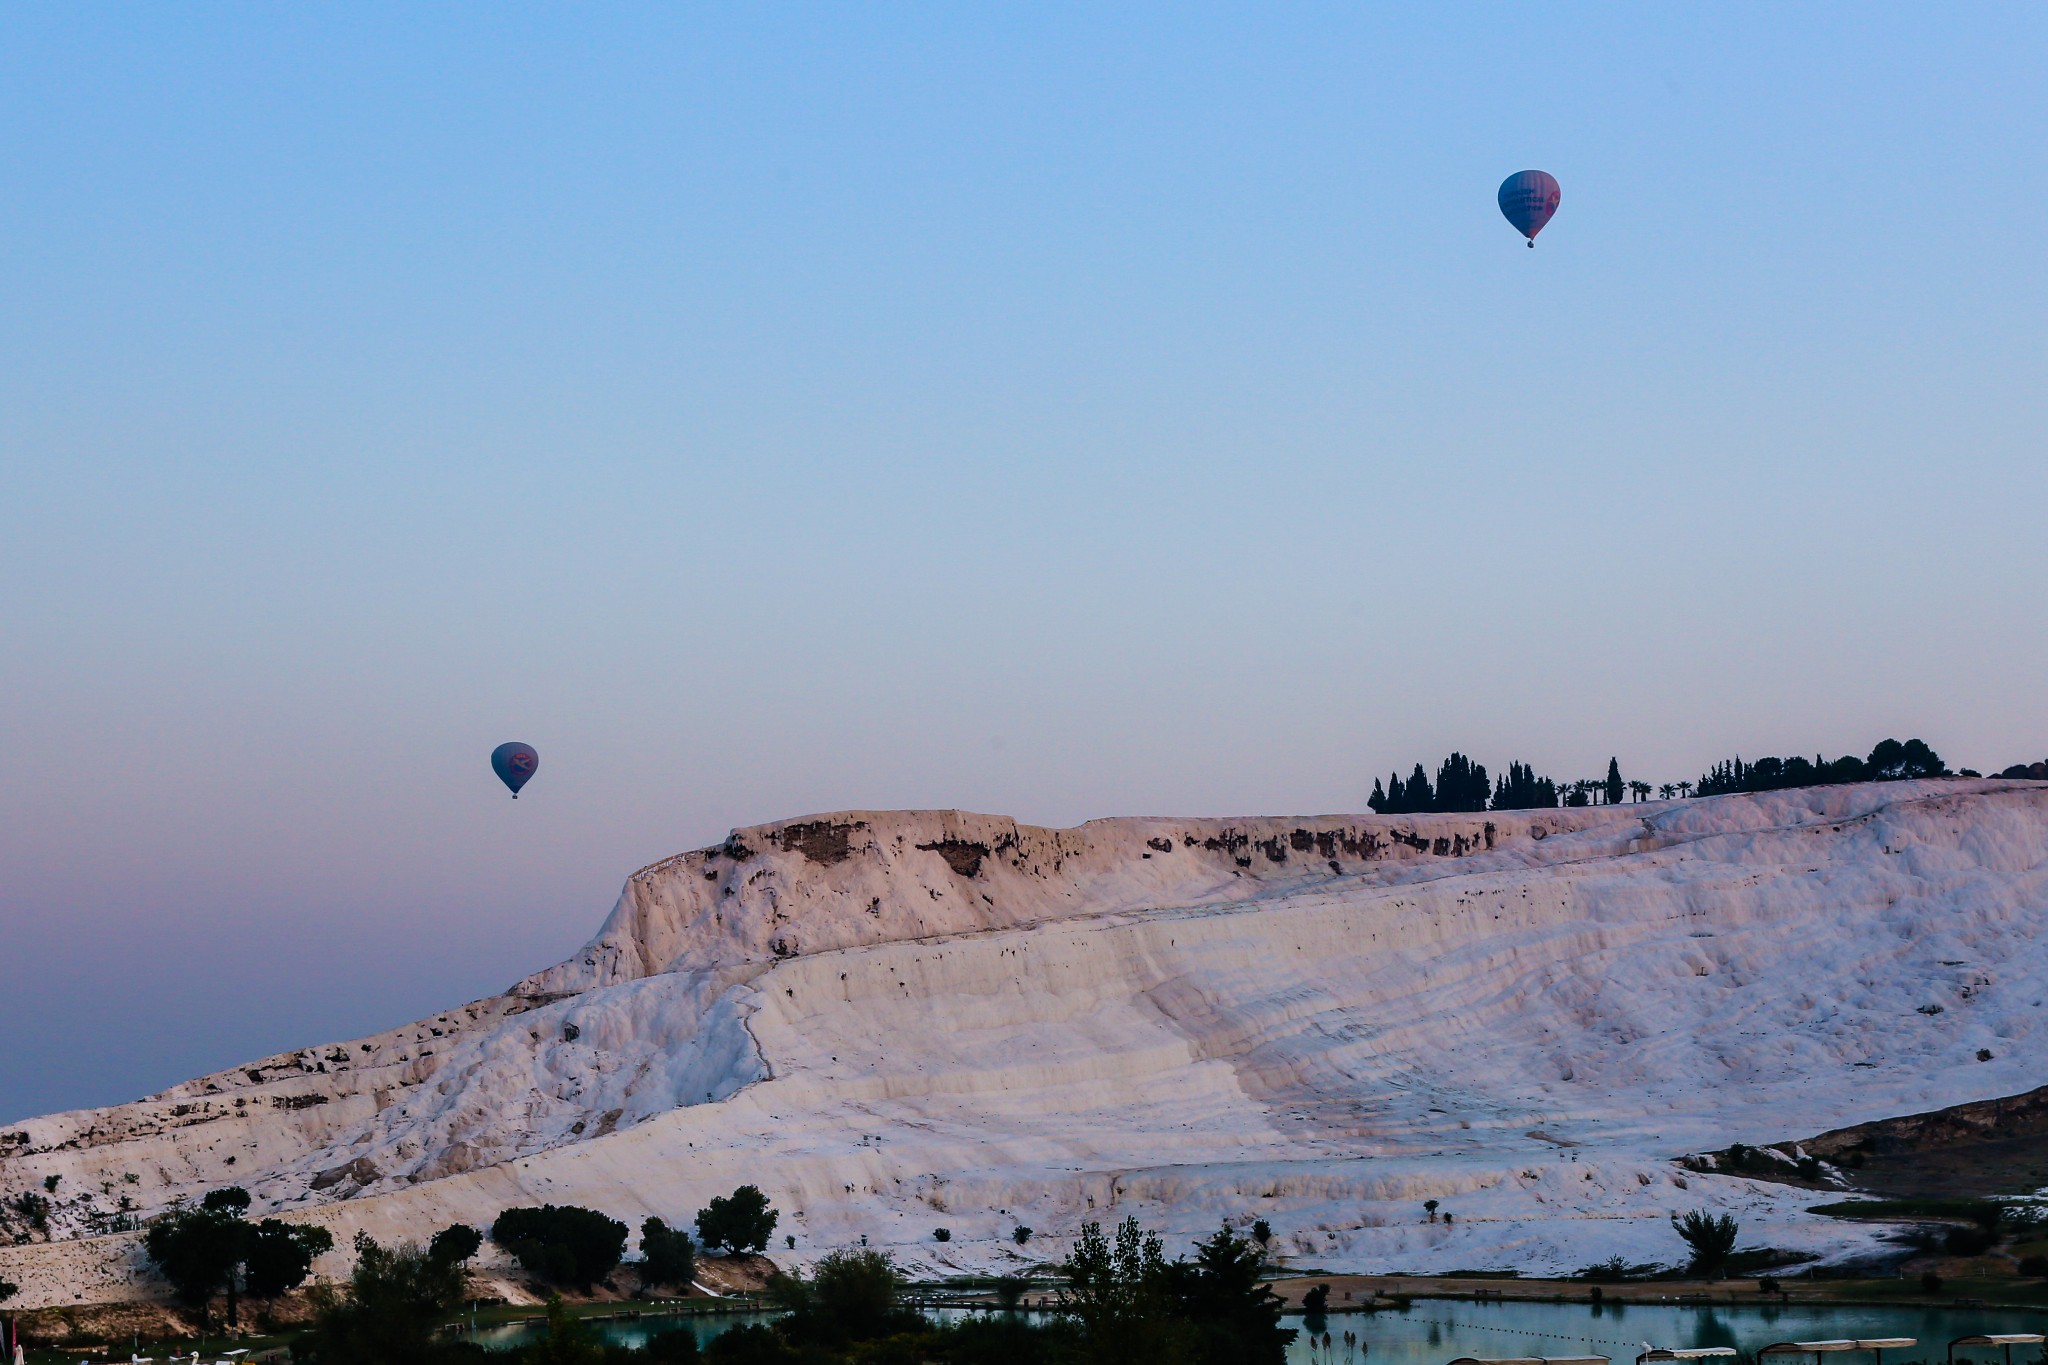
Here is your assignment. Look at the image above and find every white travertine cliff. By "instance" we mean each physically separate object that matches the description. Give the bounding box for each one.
[4,781,2045,1305]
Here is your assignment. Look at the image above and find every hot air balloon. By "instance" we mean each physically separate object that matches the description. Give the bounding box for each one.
[491,742,539,798]
[1498,170,1561,246]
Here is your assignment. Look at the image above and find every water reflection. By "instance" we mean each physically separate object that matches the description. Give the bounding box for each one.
[473,1297,2046,1365]
[1302,1300,2047,1365]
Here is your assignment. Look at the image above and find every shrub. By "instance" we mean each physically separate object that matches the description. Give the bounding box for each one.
[1252,1218,1273,1245]
[492,1206,628,1288]
[1944,1225,1994,1256]
[933,1227,951,1242]
[694,1186,778,1255]
[640,1327,702,1363]
[2018,1255,2048,1278]
[1671,1210,1740,1277]
[703,1322,795,1364]
[1921,1271,1943,1293]
[1303,1284,1330,1315]
[1012,1225,1033,1245]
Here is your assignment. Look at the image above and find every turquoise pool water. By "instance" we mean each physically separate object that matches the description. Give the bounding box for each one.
[474,1298,2048,1364]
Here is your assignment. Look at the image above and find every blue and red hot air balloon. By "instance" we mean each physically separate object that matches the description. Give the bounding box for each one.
[491,742,539,798]
[1498,170,1561,247]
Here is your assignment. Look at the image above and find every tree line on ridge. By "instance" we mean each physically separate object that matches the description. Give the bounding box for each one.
[1370,737,1959,815]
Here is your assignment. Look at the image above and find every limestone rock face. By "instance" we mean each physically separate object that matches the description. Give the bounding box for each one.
[4,782,2047,1305]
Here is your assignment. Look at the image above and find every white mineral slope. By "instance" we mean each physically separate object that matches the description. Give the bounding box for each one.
[4,781,2047,1307]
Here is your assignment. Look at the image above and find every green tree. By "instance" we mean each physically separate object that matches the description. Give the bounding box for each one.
[1670,1210,1739,1278]
[694,1186,778,1255]
[492,1206,628,1288]
[143,1194,250,1326]
[428,1223,483,1270]
[1174,1222,1293,1365]
[773,1247,922,1348]
[1604,758,1624,807]
[241,1219,335,1299]
[1060,1216,1187,1365]
[293,1233,469,1365]
[1434,753,1490,812]
[1492,762,1560,810]
[639,1217,696,1290]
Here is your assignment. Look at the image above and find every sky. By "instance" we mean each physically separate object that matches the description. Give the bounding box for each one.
[3,4,2045,1122]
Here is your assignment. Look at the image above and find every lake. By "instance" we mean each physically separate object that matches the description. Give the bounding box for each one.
[474,1298,2048,1364]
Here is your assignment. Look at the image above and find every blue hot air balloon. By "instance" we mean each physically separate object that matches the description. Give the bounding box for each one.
[1498,170,1561,246]
[491,742,539,798]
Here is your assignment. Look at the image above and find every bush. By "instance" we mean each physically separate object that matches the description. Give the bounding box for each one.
[1303,1284,1330,1315]
[694,1186,778,1255]
[2018,1255,2048,1278]
[704,1322,796,1364]
[1944,1225,1995,1256]
[1671,1210,1740,1277]
[1012,1225,1033,1245]
[933,1227,951,1242]
[1921,1271,1943,1293]
[639,1327,702,1363]
[492,1206,628,1288]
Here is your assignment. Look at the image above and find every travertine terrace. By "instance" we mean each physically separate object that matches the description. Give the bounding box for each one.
[5,780,2046,1305]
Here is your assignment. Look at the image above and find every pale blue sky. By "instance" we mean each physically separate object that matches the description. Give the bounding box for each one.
[4,5,2045,1119]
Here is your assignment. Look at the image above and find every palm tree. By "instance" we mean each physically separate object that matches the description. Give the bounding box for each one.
[1676,781,1694,798]
[1658,783,1676,800]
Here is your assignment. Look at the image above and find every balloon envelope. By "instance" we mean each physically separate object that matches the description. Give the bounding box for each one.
[491,742,539,797]
[1498,170,1561,242]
